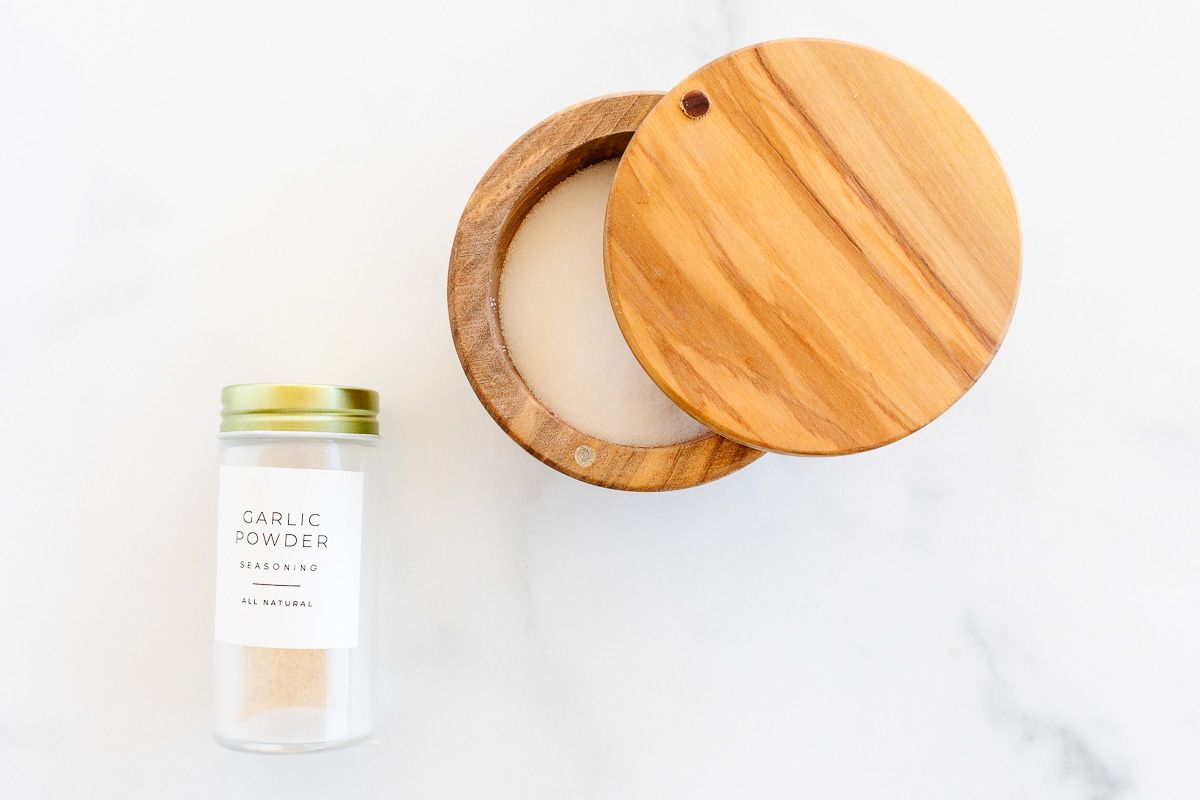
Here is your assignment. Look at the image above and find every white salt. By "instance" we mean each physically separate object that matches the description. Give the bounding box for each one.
[500,160,709,447]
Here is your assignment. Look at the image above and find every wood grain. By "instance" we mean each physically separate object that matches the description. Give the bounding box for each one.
[606,39,1021,455]
[448,93,763,491]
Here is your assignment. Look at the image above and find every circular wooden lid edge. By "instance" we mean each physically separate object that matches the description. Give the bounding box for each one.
[605,39,1021,456]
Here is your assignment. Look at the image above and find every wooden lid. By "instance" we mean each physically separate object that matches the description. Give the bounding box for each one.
[605,39,1021,455]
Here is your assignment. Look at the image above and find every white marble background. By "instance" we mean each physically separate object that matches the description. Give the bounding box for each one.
[1,1,1196,798]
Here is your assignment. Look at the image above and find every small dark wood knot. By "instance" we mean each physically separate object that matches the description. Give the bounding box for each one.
[680,90,710,119]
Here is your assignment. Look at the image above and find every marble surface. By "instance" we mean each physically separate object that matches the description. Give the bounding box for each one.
[1,1,1197,797]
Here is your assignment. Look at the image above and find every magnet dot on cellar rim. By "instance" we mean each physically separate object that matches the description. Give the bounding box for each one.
[574,445,596,467]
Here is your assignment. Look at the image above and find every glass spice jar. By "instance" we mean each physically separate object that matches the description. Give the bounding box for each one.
[213,384,381,753]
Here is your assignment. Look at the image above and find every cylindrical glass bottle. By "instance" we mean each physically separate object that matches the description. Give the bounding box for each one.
[213,384,380,753]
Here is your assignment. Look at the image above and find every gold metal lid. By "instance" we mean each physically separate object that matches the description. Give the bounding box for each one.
[220,384,380,435]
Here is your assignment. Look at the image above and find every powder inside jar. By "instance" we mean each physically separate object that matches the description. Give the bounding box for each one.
[500,160,709,447]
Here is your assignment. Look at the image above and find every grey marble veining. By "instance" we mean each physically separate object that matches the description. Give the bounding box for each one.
[967,619,1130,799]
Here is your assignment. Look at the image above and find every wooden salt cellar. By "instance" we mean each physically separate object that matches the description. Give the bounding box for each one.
[448,94,764,491]
[449,39,1021,490]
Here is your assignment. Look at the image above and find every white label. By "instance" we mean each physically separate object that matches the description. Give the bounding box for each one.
[214,465,364,649]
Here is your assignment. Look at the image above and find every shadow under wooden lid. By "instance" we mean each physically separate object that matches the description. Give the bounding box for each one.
[448,93,764,491]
